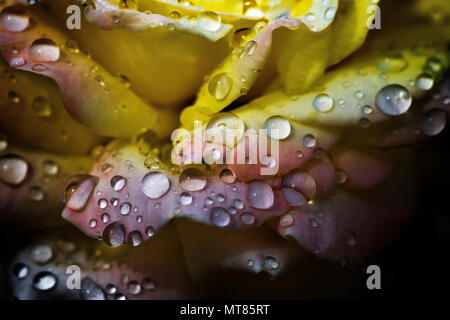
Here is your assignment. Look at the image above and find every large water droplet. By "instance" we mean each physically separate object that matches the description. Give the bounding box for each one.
[111,175,126,191]
[66,175,98,211]
[0,11,29,32]
[0,154,28,186]
[211,207,231,227]
[375,84,412,116]
[313,94,335,112]
[197,11,221,32]
[141,171,170,199]
[33,271,57,291]
[103,222,125,247]
[127,231,142,247]
[209,73,232,100]
[29,39,60,63]
[421,109,447,136]
[415,73,434,91]
[264,116,291,140]
[247,181,274,209]
[80,277,106,300]
[179,168,206,192]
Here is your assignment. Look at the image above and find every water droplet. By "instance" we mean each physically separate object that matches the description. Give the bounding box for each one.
[98,198,108,209]
[127,231,142,247]
[9,56,26,67]
[313,148,326,158]
[375,84,412,116]
[31,97,52,117]
[211,207,231,227]
[263,256,279,271]
[146,226,155,237]
[29,39,60,63]
[362,105,373,115]
[42,159,58,175]
[209,73,232,100]
[304,12,316,22]
[31,244,53,264]
[324,7,336,20]
[119,202,131,216]
[313,93,335,112]
[29,186,44,202]
[282,188,307,206]
[239,40,257,58]
[179,192,193,206]
[33,271,57,291]
[179,168,206,192]
[354,90,364,99]
[103,222,125,247]
[421,109,447,136]
[0,154,28,185]
[80,277,106,300]
[13,263,28,279]
[415,73,434,90]
[302,134,316,148]
[111,175,126,191]
[359,118,371,128]
[309,218,318,228]
[114,293,126,300]
[89,219,97,228]
[376,53,408,72]
[101,213,110,223]
[205,197,214,206]
[233,199,244,210]
[264,116,291,140]
[219,168,236,184]
[141,171,170,199]
[426,57,443,73]
[127,280,142,295]
[0,11,29,32]
[280,214,294,228]
[0,135,7,152]
[247,181,274,209]
[205,112,245,145]
[106,284,117,295]
[197,11,221,32]
[239,212,255,225]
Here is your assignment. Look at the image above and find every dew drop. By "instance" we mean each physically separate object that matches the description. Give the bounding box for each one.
[302,134,316,148]
[0,11,29,32]
[376,53,408,72]
[211,207,231,227]
[280,214,294,228]
[127,280,142,295]
[179,192,193,206]
[247,181,274,209]
[119,202,131,216]
[98,198,108,209]
[421,109,447,136]
[65,175,98,211]
[239,212,255,225]
[13,263,28,279]
[281,188,307,206]
[179,168,206,192]
[146,226,155,237]
[80,277,106,300]
[9,56,26,67]
[103,222,125,247]
[335,169,348,184]
[219,168,236,184]
[197,11,221,32]
[101,213,110,224]
[313,93,334,112]
[111,175,126,191]
[209,73,232,100]
[127,231,142,247]
[0,154,28,186]
[42,159,58,175]
[415,73,434,91]
[29,186,44,202]
[33,271,57,291]
[375,84,412,116]
[263,256,279,271]
[29,39,60,63]
[264,115,291,140]
[89,219,97,228]
[141,171,170,199]
[31,244,53,264]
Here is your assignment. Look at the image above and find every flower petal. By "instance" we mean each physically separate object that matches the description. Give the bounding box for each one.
[0,5,177,138]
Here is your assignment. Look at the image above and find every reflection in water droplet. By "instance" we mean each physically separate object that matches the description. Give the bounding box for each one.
[29,39,60,63]
[335,169,348,184]
[264,116,291,140]
[142,278,155,291]
[313,94,334,112]
[211,207,231,227]
[80,277,106,300]
[103,222,125,247]
[375,84,412,116]
[179,168,206,192]
[146,226,155,237]
[0,155,28,186]
[33,271,57,291]
[247,181,274,209]
[421,109,447,136]
[141,171,170,199]
[209,73,232,100]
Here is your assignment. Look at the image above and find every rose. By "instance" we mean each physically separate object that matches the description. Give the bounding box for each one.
[0,0,449,299]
